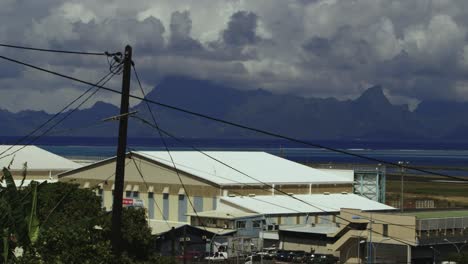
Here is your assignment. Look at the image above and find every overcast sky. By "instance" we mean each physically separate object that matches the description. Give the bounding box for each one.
[1,0,468,113]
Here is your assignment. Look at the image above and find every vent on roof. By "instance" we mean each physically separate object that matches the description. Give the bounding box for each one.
[228,194,236,197]
[323,192,330,195]
[248,194,255,197]
[342,192,348,195]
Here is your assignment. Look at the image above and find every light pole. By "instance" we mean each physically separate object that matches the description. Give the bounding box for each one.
[373,238,391,263]
[357,240,366,264]
[397,161,409,213]
[444,238,461,254]
[444,239,468,255]
[430,246,440,264]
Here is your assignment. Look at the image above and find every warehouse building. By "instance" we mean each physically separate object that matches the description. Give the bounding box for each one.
[0,145,80,185]
[58,151,355,223]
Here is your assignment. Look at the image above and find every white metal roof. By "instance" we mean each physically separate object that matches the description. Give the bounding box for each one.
[0,145,80,171]
[279,224,340,234]
[134,151,354,186]
[219,193,394,215]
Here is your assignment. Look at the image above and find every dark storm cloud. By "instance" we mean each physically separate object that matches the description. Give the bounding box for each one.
[168,11,203,53]
[222,11,259,47]
[302,37,331,57]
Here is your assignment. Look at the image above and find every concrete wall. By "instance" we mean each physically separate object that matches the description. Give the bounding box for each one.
[282,238,329,254]
[339,209,418,245]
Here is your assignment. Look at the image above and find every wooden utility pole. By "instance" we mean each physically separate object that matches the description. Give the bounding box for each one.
[183,225,187,264]
[111,45,132,255]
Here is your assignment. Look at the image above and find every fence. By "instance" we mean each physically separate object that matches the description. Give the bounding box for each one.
[417,216,468,231]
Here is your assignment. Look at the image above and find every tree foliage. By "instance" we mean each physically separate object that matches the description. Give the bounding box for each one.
[0,168,157,264]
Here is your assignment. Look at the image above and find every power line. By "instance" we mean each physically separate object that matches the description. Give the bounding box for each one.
[1,54,465,183]
[0,43,117,56]
[132,116,338,211]
[127,149,172,229]
[127,142,417,248]
[0,70,113,159]
[0,66,121,161]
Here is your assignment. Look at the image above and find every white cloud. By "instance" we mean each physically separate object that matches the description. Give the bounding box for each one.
[403,15,464,61]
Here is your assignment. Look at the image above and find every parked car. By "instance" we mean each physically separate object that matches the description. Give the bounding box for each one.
[205,251,228,262]
[292,251,310,263]
[256,251,273,260]
[275,250,289,262]
[307,254,338,264]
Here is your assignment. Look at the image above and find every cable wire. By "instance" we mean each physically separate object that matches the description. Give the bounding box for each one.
[1,54,465,182]
[0,70,113,159]
[0,55,456,245]
[0,43,116,56]
[127,149,171,229]
[0,65,122,161]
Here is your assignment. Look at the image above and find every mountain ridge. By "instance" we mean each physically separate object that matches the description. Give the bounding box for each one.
[1,76,467,141]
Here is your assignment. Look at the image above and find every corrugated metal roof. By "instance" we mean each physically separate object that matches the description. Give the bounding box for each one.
[134,151,354,186]
[0,145,80,171]
[220,193,394,214]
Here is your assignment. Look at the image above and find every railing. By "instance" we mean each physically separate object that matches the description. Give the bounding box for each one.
[417,216,468,231]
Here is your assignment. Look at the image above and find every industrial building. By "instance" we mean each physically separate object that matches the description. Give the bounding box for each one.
[58,151,356,223]
[0,145,80,185]
[279,208,468,263]
[188,194,395,257]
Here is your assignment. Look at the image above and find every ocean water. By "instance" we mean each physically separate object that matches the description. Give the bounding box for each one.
[2,136,468,167]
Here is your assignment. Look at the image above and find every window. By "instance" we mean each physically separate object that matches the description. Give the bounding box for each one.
[178,195,187,222]
[132,191,139,198]
[194,196,203,212]
[125,191,132,198]
[163,193,169,220]
[253,220,261,228]
[236,221,246,229]
[383,224,388,237]
[148,193,154,219]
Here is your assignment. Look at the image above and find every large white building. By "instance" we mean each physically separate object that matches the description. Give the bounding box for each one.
[0,145,80,185]
[58,151,356,224]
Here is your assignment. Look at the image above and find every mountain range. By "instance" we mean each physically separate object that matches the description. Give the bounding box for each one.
[2,76,468,141]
